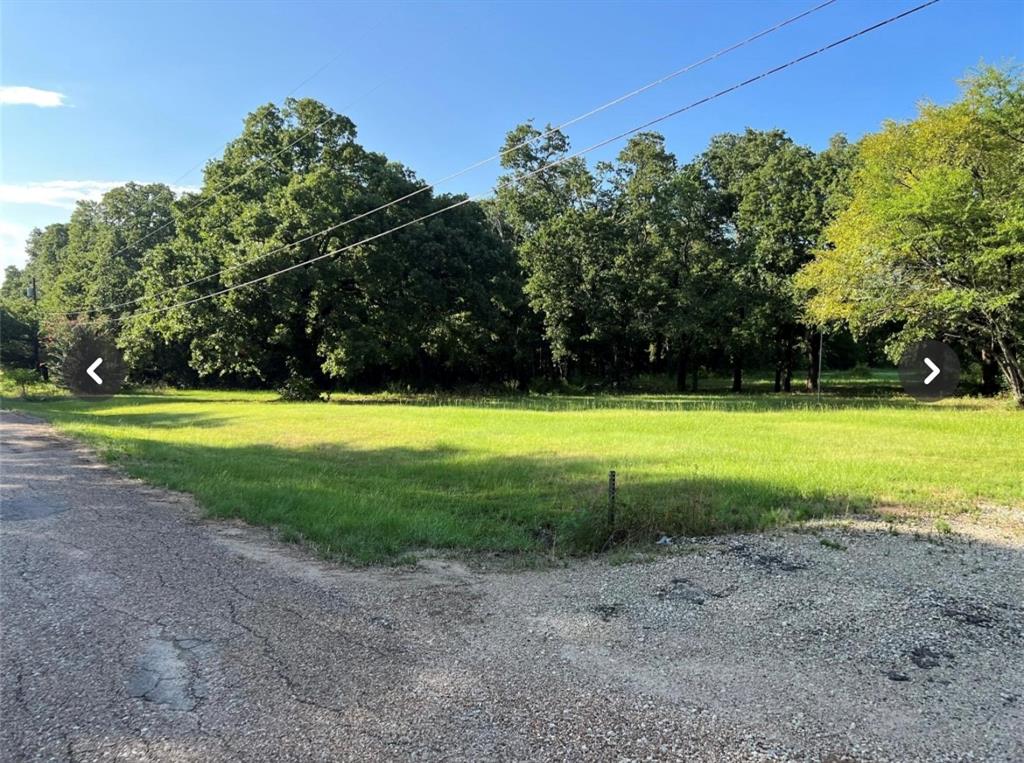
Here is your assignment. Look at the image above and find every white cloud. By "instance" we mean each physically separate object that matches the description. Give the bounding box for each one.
[0,86,67,108]
[0,180,119,209]
[0,180,199,210]
[0,220,33,273]
[0,182,200,275]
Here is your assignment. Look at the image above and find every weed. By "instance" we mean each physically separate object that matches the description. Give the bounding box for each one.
[820,538,848,551]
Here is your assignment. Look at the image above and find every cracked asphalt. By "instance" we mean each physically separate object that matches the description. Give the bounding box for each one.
[1,410,1022,761]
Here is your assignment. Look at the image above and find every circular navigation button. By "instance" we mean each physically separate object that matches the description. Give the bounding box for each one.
[898,340,960,402]
[62,333,127,400]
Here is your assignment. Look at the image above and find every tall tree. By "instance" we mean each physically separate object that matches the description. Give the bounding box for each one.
[610,134,726,390]
[798,65,1024,405]
[128,98,522,389]
[700,129,856,392]
[493,123,603,378]
[701,129,790,392]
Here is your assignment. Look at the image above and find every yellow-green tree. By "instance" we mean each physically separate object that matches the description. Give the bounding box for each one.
[798,65,1024,405]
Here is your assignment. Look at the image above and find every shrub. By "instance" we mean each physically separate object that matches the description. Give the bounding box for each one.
[2,367,39,398]
[277,374,321,402]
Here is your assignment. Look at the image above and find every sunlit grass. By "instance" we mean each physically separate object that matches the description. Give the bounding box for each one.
[3,379,1021,563]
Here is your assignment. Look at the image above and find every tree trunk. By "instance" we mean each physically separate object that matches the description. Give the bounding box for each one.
[806,330,821,392]
[691,364,699,393]
[980,345,1000,396]
[731,355,742,393]
[994,334,1024,407]
[783,334,795,392]
[773,333,785,392]
[676,343,689,393]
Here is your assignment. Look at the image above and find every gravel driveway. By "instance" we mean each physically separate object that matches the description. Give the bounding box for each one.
[1,410,1021,761]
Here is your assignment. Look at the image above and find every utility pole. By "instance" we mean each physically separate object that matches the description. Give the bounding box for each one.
[817,329,824,402]
[30,276,40,370]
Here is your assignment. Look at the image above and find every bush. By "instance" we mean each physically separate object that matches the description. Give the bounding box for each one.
[846,364,876,379]
[277,374,321,402]
[1,367,39,398]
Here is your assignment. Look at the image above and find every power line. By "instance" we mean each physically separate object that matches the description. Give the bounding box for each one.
[60,23,395,308]
[166,16,391,187]
[110,0,940,326]
[168,76,387,190]
[62,0,838,318]
[90,99,363,272]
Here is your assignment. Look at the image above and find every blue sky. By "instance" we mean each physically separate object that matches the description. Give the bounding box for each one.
[1,0,1021,272]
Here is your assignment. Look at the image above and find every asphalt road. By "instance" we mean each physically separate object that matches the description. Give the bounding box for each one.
[2,411,1022,762]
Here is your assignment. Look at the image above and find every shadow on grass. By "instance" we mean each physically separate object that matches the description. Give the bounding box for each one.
[123,392,276,405]
[79,432,866,563]
[12,406,234,430]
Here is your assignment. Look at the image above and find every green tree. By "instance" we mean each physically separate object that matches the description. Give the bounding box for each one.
[700,129,792,391]
[0,304,36,368]
[609,135,726,390]
[493,123,604,379]
[129,98,522,389]
[798,65,1024,406]
[495,126,730,388]
[701,129,854,392]
[38,184,176,319]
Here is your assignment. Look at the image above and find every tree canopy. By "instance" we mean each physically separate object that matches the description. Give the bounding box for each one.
[798,65,1024,403]
[2,65,1020,405]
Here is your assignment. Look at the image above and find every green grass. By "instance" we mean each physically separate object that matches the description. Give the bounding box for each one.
[3,375,1022,563]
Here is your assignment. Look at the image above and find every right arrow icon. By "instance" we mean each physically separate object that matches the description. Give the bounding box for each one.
[899,340,959,402]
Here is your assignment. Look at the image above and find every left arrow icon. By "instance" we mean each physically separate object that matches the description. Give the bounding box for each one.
[87,357,103,385]
[65,337,124,398]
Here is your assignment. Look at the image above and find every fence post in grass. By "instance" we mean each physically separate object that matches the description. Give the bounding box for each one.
[607,470,617,532]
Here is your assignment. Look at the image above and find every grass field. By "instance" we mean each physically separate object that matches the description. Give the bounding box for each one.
[3,373,1022,562]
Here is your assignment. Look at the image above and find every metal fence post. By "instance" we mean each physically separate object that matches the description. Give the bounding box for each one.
[608,470,617,531]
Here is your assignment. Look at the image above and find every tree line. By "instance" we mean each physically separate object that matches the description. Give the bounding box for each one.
[2,65,1021,405]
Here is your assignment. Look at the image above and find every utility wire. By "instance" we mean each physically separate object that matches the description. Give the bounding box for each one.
[171,14,391,185]
[109,0,940,326]
[167,73,385,190]
[61,21,394,306]
[62,0,838,318]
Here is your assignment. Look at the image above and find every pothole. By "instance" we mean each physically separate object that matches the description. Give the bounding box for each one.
[0,495,68,521]
[593,603,623,622]
[127,636,210,711]
[654,577,725,605]
[729,544,809,572]
[908,644,953,670]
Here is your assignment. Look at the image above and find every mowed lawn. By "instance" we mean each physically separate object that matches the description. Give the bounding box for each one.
[4,385,1022,562]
